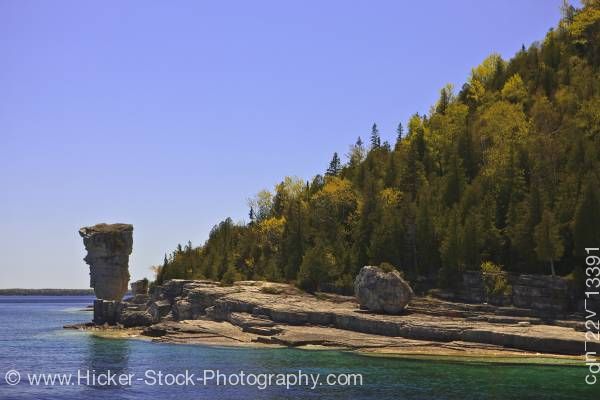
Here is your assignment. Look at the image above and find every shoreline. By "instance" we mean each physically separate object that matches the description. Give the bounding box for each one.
[64,279,596,366]
[64,321,584,367]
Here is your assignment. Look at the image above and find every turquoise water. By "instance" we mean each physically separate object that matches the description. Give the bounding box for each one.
[0,296,597,399]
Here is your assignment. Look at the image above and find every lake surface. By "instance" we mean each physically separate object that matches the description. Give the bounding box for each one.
[0,296,597,399]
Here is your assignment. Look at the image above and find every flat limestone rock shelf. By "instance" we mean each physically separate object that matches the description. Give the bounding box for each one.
[67,279,597,359]
[66,319,580,364]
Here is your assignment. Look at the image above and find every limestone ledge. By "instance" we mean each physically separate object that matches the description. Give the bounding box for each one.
[68,279,599,358]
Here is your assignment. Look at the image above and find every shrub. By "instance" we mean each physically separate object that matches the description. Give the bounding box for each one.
[260,285,284,295]
[221,264,242,285]
[481,261,511,298]
[379,262,396,273]
[297,245,335,293]
[332,273,354,294]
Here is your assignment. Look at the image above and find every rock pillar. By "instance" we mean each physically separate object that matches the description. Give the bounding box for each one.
[79,223,133,301]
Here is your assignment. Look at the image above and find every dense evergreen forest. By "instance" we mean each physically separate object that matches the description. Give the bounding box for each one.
[155,1,600,293]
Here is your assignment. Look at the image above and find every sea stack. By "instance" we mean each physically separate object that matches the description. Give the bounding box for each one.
[79,223,134,301]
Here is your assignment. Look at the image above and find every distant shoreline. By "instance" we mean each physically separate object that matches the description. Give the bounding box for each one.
[0,289,95,296]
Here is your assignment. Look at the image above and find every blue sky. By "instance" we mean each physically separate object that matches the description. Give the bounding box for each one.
[0,1,567,288]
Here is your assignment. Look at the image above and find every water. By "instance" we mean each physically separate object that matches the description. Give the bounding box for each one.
[0,296,597,399]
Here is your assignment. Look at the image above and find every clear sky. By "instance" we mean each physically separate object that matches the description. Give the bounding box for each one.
[0,1,568,288]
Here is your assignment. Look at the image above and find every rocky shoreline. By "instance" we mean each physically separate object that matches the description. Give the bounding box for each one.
[65,279,596,361]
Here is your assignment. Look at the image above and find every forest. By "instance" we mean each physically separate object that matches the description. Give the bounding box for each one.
[155,1,600,294]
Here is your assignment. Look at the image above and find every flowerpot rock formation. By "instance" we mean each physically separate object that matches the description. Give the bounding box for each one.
[354,266,414,314]
[79,223,134,301]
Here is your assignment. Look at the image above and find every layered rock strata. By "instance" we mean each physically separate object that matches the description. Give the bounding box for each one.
[79,223,133,301]
[70,279,598,357]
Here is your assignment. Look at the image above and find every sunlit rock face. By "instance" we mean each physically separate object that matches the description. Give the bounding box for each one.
[79,223,133,301]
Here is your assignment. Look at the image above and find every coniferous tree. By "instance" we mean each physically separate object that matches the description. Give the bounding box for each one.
[248,206,255,223]
[326,152,341,176]
[534,210,564,276]
[573,178,600,257]
[442,153,466,206]
[436,86,451,114]
[461,214,482,270]
[416,197,438,276]
[347,137,366,169]
[440,210,461,287]
[370,123,381,149]
[396,123,404,146]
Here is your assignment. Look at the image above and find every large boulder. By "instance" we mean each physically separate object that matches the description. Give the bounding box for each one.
[79,223,133,301]
[354,266,414,314]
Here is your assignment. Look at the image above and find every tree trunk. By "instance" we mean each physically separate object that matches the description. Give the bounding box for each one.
[549,259,556,277]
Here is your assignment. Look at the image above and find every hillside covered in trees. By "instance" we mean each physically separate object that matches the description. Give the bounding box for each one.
[155,1,600,293]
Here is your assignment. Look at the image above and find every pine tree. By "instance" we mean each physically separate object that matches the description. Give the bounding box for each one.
[370,123,381,149]
[442,153,466,206]
[573,178,600,257]
[348,136,366,168]
[396,122,404,144]
[297,244,334,293]
[461,214,481,270]
[440,210,462,287]
[326,152,341,176]
[416,198,437,276]
[509,182,542,271]
[281,199,306,280]
[534,210,564,276]
[436,87,450,114]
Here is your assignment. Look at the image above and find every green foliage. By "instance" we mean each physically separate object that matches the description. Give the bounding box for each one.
[501,74,527,103]
[573,177,600,257]
[379,262,395,273]
[297,245,336,293]
[221,263,242,285]
[370,123,381,149]
[260,285,284,295]
[326,152,342,176]
[155,2,600,291]
[534,210,564,276]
